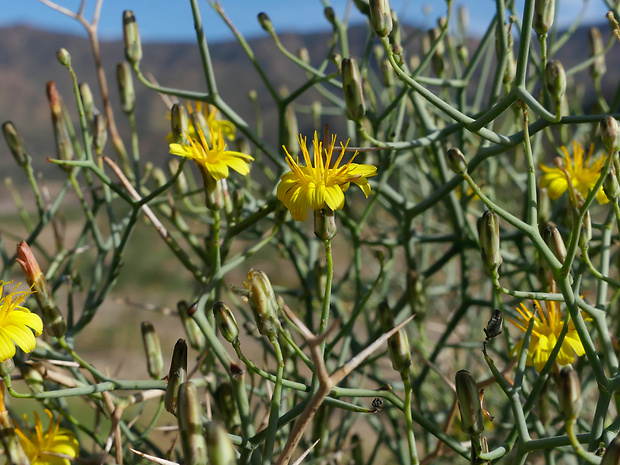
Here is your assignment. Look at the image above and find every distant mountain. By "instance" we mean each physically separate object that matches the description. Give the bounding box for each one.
[0,24,618,177]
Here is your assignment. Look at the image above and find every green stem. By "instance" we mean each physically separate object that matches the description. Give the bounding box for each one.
[262,336,285,465]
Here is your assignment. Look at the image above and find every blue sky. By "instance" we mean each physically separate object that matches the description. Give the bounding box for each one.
[1,0,612,43]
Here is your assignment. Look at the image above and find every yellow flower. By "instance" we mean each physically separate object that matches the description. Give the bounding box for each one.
[508,300,585,372]
[15,410,79,465]
[539,141,608,204]
[0,282,42,362]
[169,126,253,180]
[277,132,378,221]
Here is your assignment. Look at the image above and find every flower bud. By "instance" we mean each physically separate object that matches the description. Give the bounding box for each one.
[457,44,469,65]
[213,302,240,343]
[123,11,142,63]
[314,208,338,241]
[579,210,592,249]
[165,338,188,414]
[297,47,310,64]
[542,223,566,264]
[22,365,45,394]
[242,270,280,338]
[533,0,555,36]
[455,370,484,437]
[477,210,503,275]
[353,0,370,16]
[324,7,337,27]
[604,165,620,201]
[389,10,401,48]
[215,383,241,433]
[178,301,206,350]
[206,421,236,465]
[171,104,190,145]
[484,309,503,341]
[429,27,446,76]
[16,241,66,337]
[369,0,393,37]
[601,435,620,465]
[258,12,274,34]
[117,62,135,113]
[2,122,29,167]
[589,27,606,80]
[141,321,165,379]
[545,60,566,106]
[283,104,299,157]
[537,186,551,225]
[406,271,427,321]
[152,167,167,188]
[93,113,107,154]
[79,82,96,123]
[177,381,208,464]
[380,58,395,88]
[342,57,366,121]
[558,366,582,422]
[168,158,189,195]
[378,301,411,374]
[600,116,619,152]
[56,48,71,67]
[46,81,73,163]
[446,147,467,175]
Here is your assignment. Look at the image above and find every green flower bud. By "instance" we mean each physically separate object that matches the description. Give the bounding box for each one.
[406,271,427,321]
[56,48,71,67]
[542,223,566,264]
[533,0,555,36]
[457,44,469,65]
[600,116,620,152]
[117,62,135,113]
[243,270,280,337]
[353,0,370,16]
[455,370,484,437]
[314,207,338,241]
[258,13,274,34]
[213,302,240,343]
[79,82,96,123]
[93,113,107,154]
[283,104,299,157]
[165,339,188,415]
[545,60,566,106]
[46,81,73,164]
[178,301,206,350]
[484,309,503,341]
[378,301,411,374]
[458,5,469,37]
[171,104,189,145]
[324,7,337,27]
[141,321,165,379]
[177,382,208,465]
[22,365,45,394]
[601,435,620,465]
[446,147,467,175]
[604,166,620,201]
[380,58,395,88]
[152,167,167,188]
[215,383,241,433]
[477,210,503,275]
[589,27,606,79]
[2,122,29,167]
[580,210,592,249]
[123,11,142,63]
[297,47,310,64]
[168,158,189,195]
[342,57,366,121]
[205,421,237,465]
[369,0,393,37]
[389,9,401,48]
[558,366,582,422]
[537,186,551,225]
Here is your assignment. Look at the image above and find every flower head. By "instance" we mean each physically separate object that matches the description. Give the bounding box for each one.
[169,126,253,181]
[508,300,585,372]
[277,132,378,221]
[15,410,79,465]
[540,141,608,204]
[0,282,42,362]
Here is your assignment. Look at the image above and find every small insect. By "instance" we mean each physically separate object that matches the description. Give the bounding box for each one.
[371,398,383,412]
[484,309,503,341]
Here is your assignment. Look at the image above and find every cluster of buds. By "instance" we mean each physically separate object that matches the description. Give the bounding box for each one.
[16,242,66,337]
